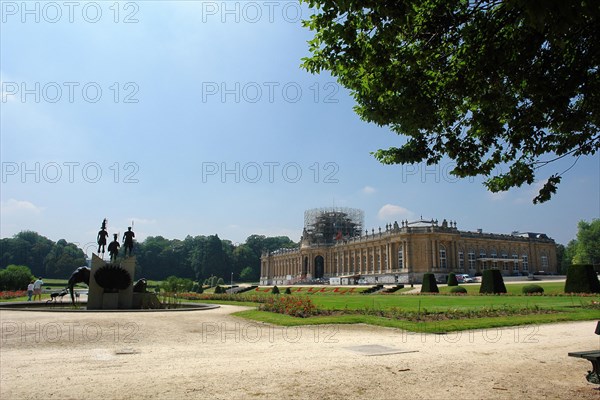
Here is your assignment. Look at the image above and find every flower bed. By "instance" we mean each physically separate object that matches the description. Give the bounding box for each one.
[0,290,26,300]
[258,295,316,318]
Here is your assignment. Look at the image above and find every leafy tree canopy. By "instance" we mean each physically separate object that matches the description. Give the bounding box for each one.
[572,219,600,265]
[301,0,599,202]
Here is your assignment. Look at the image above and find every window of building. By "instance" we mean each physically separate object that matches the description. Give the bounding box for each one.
[459,252,464,270]
[480,250,486,270]
[541,255,548,270]
[439,245,447,269]
[398,249,404,269]
[468,251,476,270]
[522,255,528,271]
[512,254,519,272]
[490,249,497,269]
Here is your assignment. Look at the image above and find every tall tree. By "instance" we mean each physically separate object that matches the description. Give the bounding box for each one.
[301,0,600,202]
[44,239,86,278]
[200,235,228,279]
[572,219,600,265]
[0,231,54,276]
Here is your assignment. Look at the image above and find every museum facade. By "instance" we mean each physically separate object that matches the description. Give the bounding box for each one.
[260,214,557,285]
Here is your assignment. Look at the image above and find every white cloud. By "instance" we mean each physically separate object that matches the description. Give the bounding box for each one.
[362,186,376,195]
[0,199,43,215]
[377,204,414,221]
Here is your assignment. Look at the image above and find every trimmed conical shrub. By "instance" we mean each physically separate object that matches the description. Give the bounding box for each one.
[284,287,292,294]
[271,285,280,294]
[565,265,600,293]
[447,272,458,286]
[421,273,439,293]
[479,269,507,294]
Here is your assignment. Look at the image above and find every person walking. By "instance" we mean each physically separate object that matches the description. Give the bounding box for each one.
[27,280,34,301]
[33,277,43,301]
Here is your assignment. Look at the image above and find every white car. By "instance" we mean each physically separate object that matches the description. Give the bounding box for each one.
[456,274,474,283]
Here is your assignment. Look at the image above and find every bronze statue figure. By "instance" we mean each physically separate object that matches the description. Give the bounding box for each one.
[133,278,147,293]
[122,226,135,257]
[108,233,120,262]
[97,219,109,254]
[67,266,90,305]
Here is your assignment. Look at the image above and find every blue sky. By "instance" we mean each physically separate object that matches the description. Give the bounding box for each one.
[1,1,599,257]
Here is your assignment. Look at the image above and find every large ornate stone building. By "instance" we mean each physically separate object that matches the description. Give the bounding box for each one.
[260,209,557,285]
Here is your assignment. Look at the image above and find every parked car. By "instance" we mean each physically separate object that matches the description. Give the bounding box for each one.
[456,274,474,283]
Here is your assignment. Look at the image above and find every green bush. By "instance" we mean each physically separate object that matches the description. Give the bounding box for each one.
[191,282,204,293]
[522,284,544,294]
[447,272,458,286]
[0,265,34,291]
[161,276,194,293]
[284,287,292,295]
[271,285,280,294]
[449,286,467,294]
[565,264,600,293]
[214,285,223,294]
[421,273,439,293]
[479,269,507,294]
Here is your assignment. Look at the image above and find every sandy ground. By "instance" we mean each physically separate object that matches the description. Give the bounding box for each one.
[1,305,599,400]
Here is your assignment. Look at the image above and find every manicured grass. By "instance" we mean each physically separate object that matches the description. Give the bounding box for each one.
[307,293,593,311]
[227,282,599,332]
[233,308,600,333]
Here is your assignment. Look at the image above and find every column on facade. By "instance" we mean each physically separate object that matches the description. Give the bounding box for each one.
[433,239,439,270]
[386,243,390,272]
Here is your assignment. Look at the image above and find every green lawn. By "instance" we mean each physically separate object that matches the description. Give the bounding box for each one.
[229,282,599,332]
[233,308,599,333]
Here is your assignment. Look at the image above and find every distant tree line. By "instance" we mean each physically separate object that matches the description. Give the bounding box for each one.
[135,234,296,282]
[0,231,296,282]
[0,231,86,278]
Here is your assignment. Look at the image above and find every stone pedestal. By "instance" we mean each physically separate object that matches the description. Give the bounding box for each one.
[87,254,136,310]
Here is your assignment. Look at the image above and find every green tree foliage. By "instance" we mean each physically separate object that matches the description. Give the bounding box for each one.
[0,232,84,278]
[564,264,600,293]
[561,240,578,273]
[240,266,257,282]
[160,276,194,293]
[479,270,507,294]
[44,239,86,278]
[136,236,195,280]
[301,0,600,203]
[0,265,35,291]
[1,231,296,281]
[558,219,600,273]
[572,219,600,265]
[421,273,439,293]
